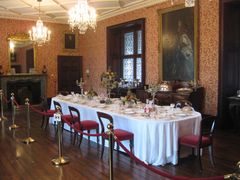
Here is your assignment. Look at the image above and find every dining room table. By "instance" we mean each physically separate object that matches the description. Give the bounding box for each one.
[50,94,202,166]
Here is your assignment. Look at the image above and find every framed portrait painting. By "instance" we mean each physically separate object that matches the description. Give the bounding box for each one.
[63,31,78,51]
[158,4,198,82]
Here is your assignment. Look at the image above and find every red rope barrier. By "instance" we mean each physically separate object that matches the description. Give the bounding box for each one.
[29,105,51,116]
[13,99,20,107]
[15,105,25,110]
[114,137,224,180]
[2,95,11,104]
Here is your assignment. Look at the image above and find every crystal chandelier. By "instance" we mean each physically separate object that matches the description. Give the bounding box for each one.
[68,0,97,34]
[29,0,51,46]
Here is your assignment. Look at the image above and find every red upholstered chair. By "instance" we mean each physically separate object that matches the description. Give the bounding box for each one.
[68,106,99,146]
[53,101,75,133]
[97,111,134,159]
[41,97,56,130]
[178,116,216,170]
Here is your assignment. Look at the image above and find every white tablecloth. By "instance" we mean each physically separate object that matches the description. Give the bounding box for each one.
[50,96,201,166]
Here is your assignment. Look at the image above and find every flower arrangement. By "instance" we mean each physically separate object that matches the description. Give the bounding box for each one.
[146,84,160,96]
[121,89,138,105]
[100,69,118,93]
[86,88,98,98]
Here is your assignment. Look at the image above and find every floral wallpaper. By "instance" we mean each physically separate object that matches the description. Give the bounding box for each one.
[79,0,219,115]
[0,18,81,97]
[0,0,219,115]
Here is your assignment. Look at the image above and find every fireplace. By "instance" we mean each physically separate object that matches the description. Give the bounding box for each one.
[0,74,46,106]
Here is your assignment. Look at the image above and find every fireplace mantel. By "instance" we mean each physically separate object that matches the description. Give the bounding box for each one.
[0,73,47,105]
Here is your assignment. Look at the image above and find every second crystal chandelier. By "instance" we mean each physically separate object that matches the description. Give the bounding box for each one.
[68,0,97,34]
[29,0,51,46]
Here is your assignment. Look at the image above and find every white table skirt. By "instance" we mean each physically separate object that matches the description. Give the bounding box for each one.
[50,97,201,166]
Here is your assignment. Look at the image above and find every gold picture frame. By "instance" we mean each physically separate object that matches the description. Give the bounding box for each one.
[158,3,198,82]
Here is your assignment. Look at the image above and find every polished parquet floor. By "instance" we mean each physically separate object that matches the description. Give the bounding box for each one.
[0,111,240,180]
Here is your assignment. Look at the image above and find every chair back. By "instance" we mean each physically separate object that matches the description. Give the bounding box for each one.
[68,106,81,125]
[97,111,113,133]
[53,101,62,113]
[199,116,216,146]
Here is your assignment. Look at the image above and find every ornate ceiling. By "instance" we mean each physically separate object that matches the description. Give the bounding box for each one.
[0,0,166,23]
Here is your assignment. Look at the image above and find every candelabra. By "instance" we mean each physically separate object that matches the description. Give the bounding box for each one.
[76,78,84,95]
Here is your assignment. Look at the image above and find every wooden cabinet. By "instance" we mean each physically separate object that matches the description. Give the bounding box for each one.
[136,86,204,113]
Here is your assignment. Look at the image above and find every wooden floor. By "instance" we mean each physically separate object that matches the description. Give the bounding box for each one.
[0,111,240,180]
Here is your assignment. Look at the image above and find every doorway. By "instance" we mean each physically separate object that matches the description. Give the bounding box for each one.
[57,56,83,93]
[218,0,240,128]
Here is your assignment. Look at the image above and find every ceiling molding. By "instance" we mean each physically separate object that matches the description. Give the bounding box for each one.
[97,0,167,21]
[0,0,168,24]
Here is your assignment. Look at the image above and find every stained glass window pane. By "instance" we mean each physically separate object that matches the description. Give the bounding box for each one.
[123,58,134,82]
[136,58,142,82]
[137,30,142,54]
[124,32,134,55]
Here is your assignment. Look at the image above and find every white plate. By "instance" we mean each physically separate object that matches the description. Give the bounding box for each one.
[98,104,106,108]
[124,111,135,114]
[175,113,187,117]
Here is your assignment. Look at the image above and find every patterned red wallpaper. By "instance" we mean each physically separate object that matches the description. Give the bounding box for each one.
[0,18,81,97]
[79,0,219,115]
[0,0,219,115]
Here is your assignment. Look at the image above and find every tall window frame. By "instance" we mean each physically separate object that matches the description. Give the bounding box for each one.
[107,18,145,85]
[122,26,143,82]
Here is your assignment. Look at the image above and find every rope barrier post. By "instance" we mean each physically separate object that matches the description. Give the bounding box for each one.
[51,106,70,166]
[224,161,240,179]
[0,89,7,122]
[107,123,114,180]
[22,98,35,144]
[9,93,19,130]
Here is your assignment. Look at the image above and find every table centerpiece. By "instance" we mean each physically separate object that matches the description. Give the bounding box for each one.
[121,89,138,108]
[100,69,118,104]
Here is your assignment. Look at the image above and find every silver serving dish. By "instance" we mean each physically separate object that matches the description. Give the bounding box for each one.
[159,82,172,92]
[176,87,193,94]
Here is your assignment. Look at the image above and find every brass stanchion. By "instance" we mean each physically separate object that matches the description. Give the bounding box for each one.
[225,161,240,179]
[0,89,7,122]
[9,93,19,130]
[51,107,70,166]
[107,123,114,180]
[22,98,35,144]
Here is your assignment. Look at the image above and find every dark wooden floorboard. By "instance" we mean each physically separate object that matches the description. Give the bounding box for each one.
[0,111,239,180]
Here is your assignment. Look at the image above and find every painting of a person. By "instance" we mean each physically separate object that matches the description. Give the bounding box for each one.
[65,33,75,49]
[162,7,195,81]
[175,20,194,80]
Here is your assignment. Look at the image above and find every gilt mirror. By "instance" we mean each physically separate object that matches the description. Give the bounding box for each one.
[7,33,35,74]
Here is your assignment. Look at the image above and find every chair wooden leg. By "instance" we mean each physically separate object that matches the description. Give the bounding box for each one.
[197,148,203,171]
[101,137,105,159]
[208,146,215,167]
[96,128,99,144]
[78,133,83,147]
[73,132,77,145]
[178,144,181,163]
[61,122,65,132]
[192,148,195,156]
[117,143,120,152]
[44,116,49,130]
[41,115,45,128]
[130,139,134,155]
[87,130,90,141]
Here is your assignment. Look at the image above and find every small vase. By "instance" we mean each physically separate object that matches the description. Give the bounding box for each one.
[127,101,134,108]
[106,89,112,104]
